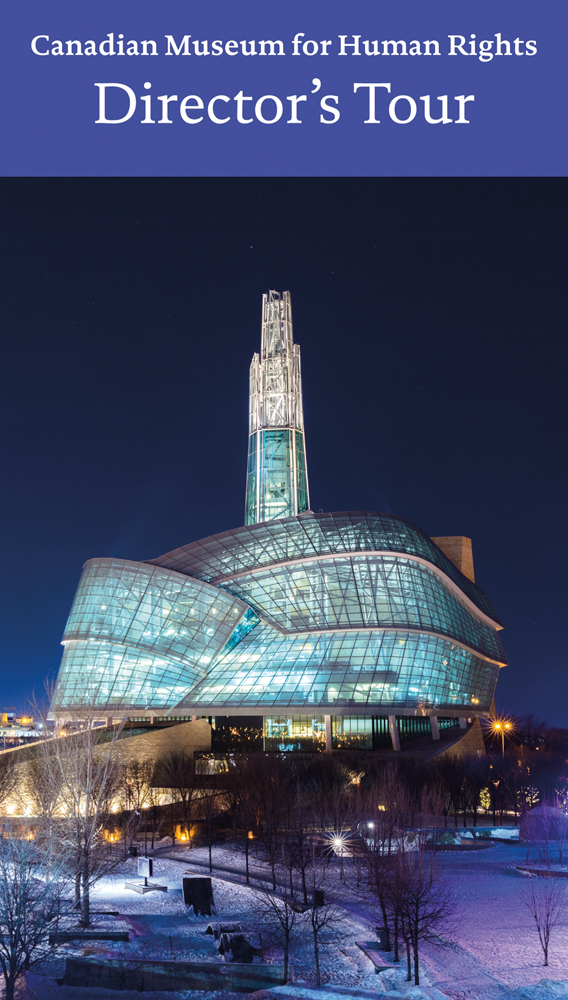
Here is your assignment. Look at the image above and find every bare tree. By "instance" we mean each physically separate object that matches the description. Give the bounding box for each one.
[121,759,153,813]
[193,758,228,873]
[0,822,73,1000]
[462,756,490,828]
[0,755,17,815]
[255,882,301,982]
[249,755,287,890]
[395,845,455,986]
[521,875,565,967]
[354,769,416,949]
[281,772,315,905]
[224,756,257,884]
[308,868,344,986]
[435,757,465,828]
[304,757,359,846]
[155,750,198,845]
[25,745,63,830]
[47,711,127,927]
[119,759,154,852]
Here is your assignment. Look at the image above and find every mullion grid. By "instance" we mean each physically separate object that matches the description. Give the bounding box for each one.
[149,514,502,627]
[52,641,195,711]
[63,559,246,674]
[224,555,503,661]
[192,625,498,712]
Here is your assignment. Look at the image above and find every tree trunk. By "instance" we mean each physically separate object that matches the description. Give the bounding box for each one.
[413,939,420,986]
[81,851,90,927]
[284,938,289,982]
[380,897,388,934]
[405,940,412,981]
[4,971,16,1000]
[313,931,321,986]
[393,912,399,962]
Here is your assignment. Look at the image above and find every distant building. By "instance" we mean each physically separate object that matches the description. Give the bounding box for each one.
[0,711,43,746]
[51,291,506,752]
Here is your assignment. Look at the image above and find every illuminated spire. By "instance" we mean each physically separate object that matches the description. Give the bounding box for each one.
[245,290,310,524]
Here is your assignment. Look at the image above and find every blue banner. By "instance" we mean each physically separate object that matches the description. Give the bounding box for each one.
[2,0,566,175]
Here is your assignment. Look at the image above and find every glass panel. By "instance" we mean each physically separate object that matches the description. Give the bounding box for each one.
[263,715,326,751]
[221,555,504,663]
[183,624,499,714]
[151,512,503,628]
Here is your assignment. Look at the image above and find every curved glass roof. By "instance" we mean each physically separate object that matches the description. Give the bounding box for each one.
[149,511,502,626]
[218,554,506,663]
[63,558,248,667]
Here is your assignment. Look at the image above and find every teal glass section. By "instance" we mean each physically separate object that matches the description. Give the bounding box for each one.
[245,429,310,525]
[220,607,261,655]
[332,716,392,750]
[178,623,499,714]
[295,431,309,514]
[218,554,504,662]
[397,716,432,742]
[152,511,502,627]
[245,434,258,525]
[438,717,461,731]
[52,557,249,712]
[258,429,293,522]
[53,521,503,718]
[53,641,195,710]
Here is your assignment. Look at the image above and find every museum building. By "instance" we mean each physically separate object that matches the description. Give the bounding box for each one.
[51,291,506,752]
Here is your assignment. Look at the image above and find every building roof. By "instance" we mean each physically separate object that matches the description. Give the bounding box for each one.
[148,510,503,628]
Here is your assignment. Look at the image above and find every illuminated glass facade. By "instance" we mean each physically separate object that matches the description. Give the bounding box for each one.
[52,512,505,719]
[51,290,506,736]
[52,558,248,711]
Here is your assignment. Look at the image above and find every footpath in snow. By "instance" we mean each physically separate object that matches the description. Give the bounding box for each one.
[9,840,568,1000]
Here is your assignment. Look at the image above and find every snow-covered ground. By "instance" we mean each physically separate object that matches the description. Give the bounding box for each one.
[12,840,568,1000]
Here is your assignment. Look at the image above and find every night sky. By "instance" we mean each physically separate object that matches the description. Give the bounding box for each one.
[2,178,566,723]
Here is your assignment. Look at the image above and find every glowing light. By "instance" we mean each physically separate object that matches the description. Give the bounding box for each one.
[485,715,516,756]
[367,822,375,828]
[6,805,15,816]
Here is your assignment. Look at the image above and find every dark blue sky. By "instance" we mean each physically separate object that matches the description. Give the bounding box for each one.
[1,178,566,722]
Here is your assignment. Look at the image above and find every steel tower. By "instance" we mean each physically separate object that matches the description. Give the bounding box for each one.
[245,290,310,524]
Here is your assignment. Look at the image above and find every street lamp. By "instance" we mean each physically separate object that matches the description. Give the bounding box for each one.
[489,717,513,756]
